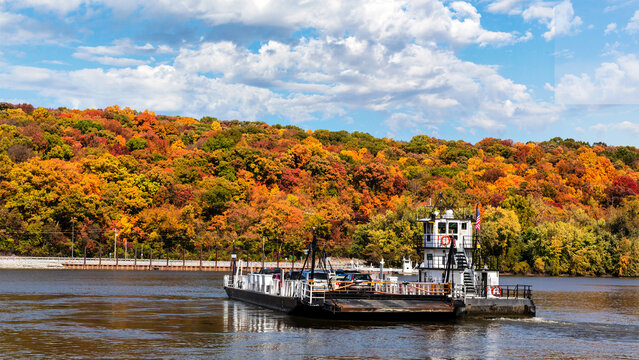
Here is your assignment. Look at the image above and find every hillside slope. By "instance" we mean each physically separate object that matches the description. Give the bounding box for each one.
[1,103,638,275]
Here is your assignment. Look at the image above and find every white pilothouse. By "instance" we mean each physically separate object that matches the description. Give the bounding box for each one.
[417,208,502,299]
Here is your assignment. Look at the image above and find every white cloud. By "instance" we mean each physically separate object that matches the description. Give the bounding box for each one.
[551,48,574,58]
[75,39,174,57]
[555,54,639,104]
[614,121,639,133]
[3,0,86,15]
[590,121,639,134]
[2,0,527,48]
[72,39,173,66]
[605,22,618,35]
[487,0,527,14]
[41,60,66,65]
[626,10,639,34]
[602,41,621,57]
[73,55,148,66]
[0,11,56,44]
[0,33,561,132]
[385,112,439,136]
[522,0,582,40]
[0,0,561,137]
[174,38,558,128]
[604,0,639,13]
[0,64,282,120]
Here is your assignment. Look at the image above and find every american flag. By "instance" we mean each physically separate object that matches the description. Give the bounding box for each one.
[475,205,481,230]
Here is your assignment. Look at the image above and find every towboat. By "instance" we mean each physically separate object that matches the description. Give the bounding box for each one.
[224,201,535,320]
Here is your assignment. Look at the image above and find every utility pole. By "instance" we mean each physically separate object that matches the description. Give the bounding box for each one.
[114,229,118,266]
[261,236,266,269]
[71,217,76,259]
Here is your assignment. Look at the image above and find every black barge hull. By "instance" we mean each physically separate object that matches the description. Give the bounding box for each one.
[224,287,536,319]
[224,287,457,320]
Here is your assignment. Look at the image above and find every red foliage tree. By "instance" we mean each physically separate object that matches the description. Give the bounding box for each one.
[606,175,639,207]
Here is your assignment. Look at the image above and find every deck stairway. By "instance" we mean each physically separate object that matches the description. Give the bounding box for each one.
[463,272,475,296]
[455,253,475,296]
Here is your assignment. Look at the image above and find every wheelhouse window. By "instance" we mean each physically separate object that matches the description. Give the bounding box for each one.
[438,222,446,234]
[449,222,458,234]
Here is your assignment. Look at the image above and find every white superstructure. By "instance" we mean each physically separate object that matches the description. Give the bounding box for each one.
[417,209,500,298]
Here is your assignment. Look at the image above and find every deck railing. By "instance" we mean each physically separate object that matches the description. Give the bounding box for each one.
[225,276,453,303]
[417,234,476,249]
[478,284,533,299]
[311,280,451,296]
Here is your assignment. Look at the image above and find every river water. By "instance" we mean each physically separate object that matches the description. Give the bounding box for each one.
[0,270,636,359]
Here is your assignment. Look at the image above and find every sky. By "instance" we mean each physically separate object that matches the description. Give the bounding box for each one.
[1,0,639,146]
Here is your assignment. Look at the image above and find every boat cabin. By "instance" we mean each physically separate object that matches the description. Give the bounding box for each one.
[418,209,499,297]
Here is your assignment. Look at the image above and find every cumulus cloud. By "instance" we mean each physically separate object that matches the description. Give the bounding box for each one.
[0,11,57,44]
[72,39,174,66]
[2,0,527,48]
[0,0,561,136]
[488,1,583,40]
[75,39,173,57]
[605,23,618,35]
[385,112,439,136]
[175,38,560,129]
[626,10,639,34]
[139,0,523,47]
[0,64,285,120]
[554,54,639,104]
[522,0,582,40]
[486,0,527,15]
[590,121,639,134]
[0,32,560,133]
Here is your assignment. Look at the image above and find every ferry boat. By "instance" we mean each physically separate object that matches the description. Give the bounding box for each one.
[223,202,535,319]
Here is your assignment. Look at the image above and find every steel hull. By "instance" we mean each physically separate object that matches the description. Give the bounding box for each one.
[224,287,457,320]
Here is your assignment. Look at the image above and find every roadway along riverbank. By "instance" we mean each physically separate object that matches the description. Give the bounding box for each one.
[0,256,389,272]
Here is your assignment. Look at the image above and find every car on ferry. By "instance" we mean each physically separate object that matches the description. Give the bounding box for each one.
[335,272,374,292]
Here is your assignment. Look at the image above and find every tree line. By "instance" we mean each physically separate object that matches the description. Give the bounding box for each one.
[1,103,638,275]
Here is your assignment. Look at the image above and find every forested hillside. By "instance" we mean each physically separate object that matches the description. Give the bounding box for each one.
[1,103,639,276]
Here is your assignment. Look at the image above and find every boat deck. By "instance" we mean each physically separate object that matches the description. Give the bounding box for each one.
[324,297,455,314]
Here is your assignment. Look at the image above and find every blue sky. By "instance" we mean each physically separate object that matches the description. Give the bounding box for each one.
[1,0,639,146]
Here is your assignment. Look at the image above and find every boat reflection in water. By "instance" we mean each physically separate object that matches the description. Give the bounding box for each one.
[221,294,516,360]
[222,298,296,333]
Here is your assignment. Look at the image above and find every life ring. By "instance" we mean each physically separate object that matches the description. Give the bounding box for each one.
[440,235,452,246]
[491,286,502,297]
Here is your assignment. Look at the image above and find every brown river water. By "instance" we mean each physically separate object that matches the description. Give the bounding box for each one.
[0,270,637,359]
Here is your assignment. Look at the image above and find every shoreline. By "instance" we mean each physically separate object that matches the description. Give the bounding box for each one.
[0,256,636,278]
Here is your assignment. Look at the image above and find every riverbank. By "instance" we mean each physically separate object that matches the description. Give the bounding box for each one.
[0,257,65,269]
[0,256,378,272]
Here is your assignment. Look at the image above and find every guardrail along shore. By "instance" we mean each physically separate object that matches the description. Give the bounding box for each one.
[0,256,391,272]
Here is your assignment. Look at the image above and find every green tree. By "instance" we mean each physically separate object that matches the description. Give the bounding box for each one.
[481,207,522,271]
[126,137,147,151]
